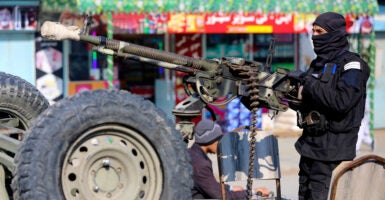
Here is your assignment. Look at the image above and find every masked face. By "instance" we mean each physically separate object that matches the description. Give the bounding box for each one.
[312,29,347,56]
[311,25,330,55]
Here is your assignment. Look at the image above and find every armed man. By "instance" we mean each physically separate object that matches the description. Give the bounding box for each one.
[289,12,370,200]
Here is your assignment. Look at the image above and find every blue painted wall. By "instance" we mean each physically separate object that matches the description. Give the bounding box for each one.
[0,31,36,85]
[372,33,385,129]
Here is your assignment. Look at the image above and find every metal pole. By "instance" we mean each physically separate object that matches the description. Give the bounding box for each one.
[107,11,114,89]
[368,29,375,139]
[217,146,226,200]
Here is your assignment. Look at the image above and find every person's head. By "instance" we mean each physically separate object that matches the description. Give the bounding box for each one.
[311,12,349,65]
[194,119,223,154]
[312,12,347,36]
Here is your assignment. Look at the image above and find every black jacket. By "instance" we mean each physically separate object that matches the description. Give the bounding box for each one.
[295,51,370,161]
[188,143,247,199]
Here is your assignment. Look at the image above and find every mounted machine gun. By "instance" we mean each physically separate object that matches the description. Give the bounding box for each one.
[40,20,301,200]
[41,20,300,139]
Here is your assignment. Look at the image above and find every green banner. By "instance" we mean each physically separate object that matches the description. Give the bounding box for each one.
[41,0,78,12]
[41,0,379,15]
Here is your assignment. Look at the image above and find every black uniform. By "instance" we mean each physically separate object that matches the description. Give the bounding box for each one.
[296,51,370,200]
[294,12,370,200]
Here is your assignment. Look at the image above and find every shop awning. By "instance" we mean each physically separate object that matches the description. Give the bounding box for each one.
[40,1,380,35]
[41,0,379,15]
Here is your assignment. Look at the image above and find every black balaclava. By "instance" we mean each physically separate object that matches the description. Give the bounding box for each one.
[312,12,350,68]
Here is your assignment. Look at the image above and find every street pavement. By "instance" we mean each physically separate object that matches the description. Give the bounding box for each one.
[210,128,385,200]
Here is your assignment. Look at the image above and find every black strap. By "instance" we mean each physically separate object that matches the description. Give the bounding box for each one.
[320,63,336,82]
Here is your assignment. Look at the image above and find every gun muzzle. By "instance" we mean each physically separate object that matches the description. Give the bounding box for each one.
[41,21,81,41]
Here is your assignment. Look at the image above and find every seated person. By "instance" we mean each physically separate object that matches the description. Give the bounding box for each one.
[188,119,271,199]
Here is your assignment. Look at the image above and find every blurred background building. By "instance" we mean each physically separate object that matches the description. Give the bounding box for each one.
[0,0,384,132]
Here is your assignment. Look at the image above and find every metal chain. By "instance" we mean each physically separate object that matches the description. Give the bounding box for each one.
[246,70,260,200]
[246,38,275,200]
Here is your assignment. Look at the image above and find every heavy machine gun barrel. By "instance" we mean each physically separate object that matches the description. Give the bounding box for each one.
[41,21,218,72]
[85,35,219,71]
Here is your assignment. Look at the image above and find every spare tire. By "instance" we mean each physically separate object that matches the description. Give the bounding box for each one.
[12,89,193,200]
[0,72,49,200]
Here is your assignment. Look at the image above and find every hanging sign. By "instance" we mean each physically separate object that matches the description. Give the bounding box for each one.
[166,12,294,34]
[205,13,294,33]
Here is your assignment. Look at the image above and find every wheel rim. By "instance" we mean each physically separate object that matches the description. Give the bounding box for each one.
[62,125,163,200]
[0,108,29,131]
